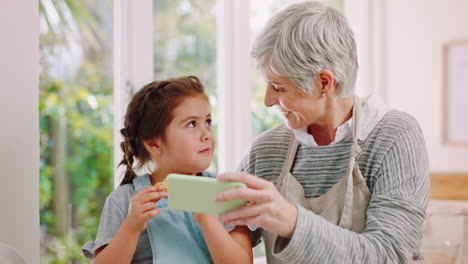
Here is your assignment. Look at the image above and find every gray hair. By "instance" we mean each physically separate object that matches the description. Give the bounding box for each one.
[251,1,358,99]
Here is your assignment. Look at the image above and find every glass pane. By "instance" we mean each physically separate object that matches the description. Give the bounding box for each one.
[153,0,218,173]
[39,0,113,263]
[327,0,344,12]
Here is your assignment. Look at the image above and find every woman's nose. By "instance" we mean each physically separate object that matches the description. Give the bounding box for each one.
[264,86,277,107]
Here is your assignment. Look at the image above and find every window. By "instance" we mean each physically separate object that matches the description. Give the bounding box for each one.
[39,0,113,263]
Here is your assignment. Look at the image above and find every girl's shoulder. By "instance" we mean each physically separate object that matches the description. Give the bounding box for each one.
[105,183,136,210]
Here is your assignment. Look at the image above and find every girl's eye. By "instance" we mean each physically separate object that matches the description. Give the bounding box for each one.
[187,121,196,128]
[205,119,212,127]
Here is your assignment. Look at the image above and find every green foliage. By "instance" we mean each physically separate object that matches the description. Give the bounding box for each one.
[39,62,114,263]
[40,0,113,263]
[153,0,217,95]
[327,0,344,12]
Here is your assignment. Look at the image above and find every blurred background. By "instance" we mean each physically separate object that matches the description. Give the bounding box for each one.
[1,0,468,263]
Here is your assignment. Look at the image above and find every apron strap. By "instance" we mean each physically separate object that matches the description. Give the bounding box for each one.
[350,95,362,161]
[277,134,299,191]
[351,95,360,145]
[339,95,363,229]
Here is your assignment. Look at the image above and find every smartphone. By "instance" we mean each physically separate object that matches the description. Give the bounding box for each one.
[166,173,247,215]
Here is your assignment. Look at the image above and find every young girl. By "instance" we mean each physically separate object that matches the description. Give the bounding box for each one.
[81,76,253,263]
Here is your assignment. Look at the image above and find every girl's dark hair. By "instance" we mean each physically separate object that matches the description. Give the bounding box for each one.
[119,76,208,185]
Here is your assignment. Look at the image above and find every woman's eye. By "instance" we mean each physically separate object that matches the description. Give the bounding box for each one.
[187,121,196,128]
[271,85,282,92]
[205,119,212,127]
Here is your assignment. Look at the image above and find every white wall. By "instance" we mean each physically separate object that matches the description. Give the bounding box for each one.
[0,1,39,263]
[377,0,468,172]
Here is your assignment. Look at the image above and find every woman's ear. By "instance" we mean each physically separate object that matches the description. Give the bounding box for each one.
[317,69,335,96]
[143,138,162,157]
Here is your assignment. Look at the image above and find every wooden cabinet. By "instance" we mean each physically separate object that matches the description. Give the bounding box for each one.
[424,173,468,264]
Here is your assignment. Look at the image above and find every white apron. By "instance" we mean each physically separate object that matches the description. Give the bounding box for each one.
[264,96,371,264]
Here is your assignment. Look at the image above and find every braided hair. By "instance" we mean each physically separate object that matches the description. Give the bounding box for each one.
[119,76,208,185]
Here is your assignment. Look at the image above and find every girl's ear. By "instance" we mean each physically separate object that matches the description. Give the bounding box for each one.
[143,138,162,156]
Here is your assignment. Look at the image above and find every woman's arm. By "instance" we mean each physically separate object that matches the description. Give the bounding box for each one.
[194,213,253,264]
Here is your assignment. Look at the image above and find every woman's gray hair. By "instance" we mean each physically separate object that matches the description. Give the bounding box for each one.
[251,1,358,99]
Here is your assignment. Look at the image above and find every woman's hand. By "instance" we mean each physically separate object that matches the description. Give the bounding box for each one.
[215,172,298,238]
[123,186,167,233]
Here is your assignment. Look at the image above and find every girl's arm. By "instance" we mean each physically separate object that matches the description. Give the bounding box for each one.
[194,213,253,264]
[92,220,141,264]
[93,186,166,264]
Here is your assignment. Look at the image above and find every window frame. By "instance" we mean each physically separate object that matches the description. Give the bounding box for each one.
[216,0,252,172]
[114,0,154,187]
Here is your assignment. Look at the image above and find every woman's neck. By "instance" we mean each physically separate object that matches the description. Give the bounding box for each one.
[308,97,354,146]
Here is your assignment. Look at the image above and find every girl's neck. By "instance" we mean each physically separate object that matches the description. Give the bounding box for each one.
[150,170,168,185]
[150,169,197,185]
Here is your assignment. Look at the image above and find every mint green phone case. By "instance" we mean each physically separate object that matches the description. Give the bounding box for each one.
[167,173,247,215]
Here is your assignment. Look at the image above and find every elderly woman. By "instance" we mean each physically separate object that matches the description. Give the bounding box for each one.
[215,1,429,263]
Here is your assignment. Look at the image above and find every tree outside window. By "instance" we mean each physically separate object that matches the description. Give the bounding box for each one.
[39,0,113,262]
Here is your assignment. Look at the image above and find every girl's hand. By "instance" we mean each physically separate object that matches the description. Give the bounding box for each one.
[215,172,298,238]
[124,186,167,233]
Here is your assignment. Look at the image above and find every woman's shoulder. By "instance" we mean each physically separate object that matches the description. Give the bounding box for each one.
[251,124,293,149]
[376,110,422,134]
[239,124,291,172]
[367,109,425,146]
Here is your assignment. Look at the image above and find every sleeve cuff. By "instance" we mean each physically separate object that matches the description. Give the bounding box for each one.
[81,239,110,259]
[272,205,315,261]
[224,224,263,247]
[248,225,263,247]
